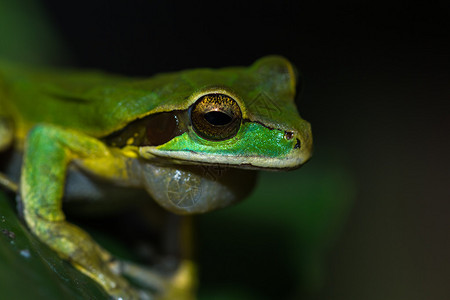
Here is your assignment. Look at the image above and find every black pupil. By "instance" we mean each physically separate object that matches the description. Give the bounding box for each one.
[204,111,232,126]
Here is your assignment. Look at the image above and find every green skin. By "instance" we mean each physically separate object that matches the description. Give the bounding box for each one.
[0,56,312,299]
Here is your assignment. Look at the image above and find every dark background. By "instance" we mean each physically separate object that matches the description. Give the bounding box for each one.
[3,0,450,299]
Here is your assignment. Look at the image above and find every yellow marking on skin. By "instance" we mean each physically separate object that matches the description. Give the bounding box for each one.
[162,260,197,300]
[5,117,33,150]
[126,137,134,145]
[79,155,130,181]
[121,149,138,158]
[172,260,196,289]
[120,145,139,158]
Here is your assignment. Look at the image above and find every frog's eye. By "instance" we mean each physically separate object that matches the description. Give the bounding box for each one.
[190,93,242,141]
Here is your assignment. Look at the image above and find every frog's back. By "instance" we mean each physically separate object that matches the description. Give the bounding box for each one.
[0,60,253,141]
[0,62,191,141]
[0,61,143,140]
[0,57,294,145]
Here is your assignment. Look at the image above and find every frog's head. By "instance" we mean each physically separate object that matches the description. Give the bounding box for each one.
[105,56,312,170]
[102,56,312,213]
[141,56,311,170]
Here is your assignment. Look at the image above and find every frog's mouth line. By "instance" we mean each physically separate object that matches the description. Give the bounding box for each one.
[139,148,309,171]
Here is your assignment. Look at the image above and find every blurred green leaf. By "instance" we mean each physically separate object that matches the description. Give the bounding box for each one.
[0,192,108,299]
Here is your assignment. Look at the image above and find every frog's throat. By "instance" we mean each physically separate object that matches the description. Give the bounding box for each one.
[139,147,310,171]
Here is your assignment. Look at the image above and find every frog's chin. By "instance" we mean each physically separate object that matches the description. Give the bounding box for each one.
[139,148,310,171]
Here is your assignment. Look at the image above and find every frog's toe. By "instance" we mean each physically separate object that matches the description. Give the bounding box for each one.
[114,259,197,300]
[157,260,197,300]
[108,285,153,300]
[138,289,156,300]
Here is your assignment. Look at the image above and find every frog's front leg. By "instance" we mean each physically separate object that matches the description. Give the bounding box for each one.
[20,124,145,299]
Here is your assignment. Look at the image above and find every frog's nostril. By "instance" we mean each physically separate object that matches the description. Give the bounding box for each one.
[294,138,301,149]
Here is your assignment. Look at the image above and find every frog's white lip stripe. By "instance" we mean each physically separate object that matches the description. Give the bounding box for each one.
[140,148,309,170]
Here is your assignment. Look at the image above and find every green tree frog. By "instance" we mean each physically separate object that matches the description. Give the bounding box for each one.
[0,56,312,299]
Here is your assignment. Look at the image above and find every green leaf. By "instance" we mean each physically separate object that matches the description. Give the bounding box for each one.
[0,192,109,299]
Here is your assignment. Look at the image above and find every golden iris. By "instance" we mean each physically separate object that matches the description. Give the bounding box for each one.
[190,94,242,141]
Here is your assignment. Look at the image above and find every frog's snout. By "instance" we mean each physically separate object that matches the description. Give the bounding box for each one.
[283,131,301,150]
[284,128,313,168]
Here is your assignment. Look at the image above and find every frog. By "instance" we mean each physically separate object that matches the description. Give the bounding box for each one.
[0,56,312,299]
